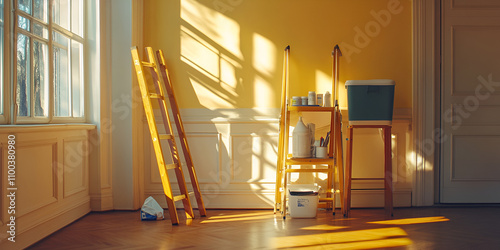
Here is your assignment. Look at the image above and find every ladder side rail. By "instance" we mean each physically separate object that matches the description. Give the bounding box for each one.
[331,45,341,157]
[275,45,290,212]
[156,49,207,216]
[131,46,180,225]
[281,46,292,217]
[145,47,195,220]
[332,45,344,214]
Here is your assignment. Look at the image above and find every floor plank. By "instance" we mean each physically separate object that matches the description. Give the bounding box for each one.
[28,207,500,249]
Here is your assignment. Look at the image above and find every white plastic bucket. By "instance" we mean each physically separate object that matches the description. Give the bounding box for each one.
[288,184,320,218]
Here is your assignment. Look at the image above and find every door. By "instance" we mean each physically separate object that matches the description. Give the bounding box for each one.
[441,0,500,203]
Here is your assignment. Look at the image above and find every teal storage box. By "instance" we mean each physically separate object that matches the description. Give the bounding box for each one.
[345,79,395,125]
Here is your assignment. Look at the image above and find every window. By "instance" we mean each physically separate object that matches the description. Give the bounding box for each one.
[15,0,84,123]
[0,0,4,116]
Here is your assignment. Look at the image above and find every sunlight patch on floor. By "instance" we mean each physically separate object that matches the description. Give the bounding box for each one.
[300,224,347,231]
[367,216,450,225]
[272,227,412,249]
[201,211,275,223]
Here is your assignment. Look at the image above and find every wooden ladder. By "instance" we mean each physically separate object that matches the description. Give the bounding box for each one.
[131,46,206,225]
[274,45,344,217]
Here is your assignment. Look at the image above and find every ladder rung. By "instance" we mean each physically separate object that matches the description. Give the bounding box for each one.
[322,189,336,194]
[165,163,178,170]
[319,198,334,202]
[285,168,333,173]
[149,93,163,99]
[159,134,174,140]
[173,194,186,202]
[142,61,155,67]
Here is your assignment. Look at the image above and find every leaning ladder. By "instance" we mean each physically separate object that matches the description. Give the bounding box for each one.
[131,47,206,225]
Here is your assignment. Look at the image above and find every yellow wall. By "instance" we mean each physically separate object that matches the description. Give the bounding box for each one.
[143,0,412,110]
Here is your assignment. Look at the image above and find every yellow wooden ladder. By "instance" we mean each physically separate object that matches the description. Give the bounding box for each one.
[131,47,206,225]
[274,45,344,218]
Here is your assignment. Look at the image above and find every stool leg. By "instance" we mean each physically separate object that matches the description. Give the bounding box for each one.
[330,163,335,214]
[336,112,344,216]
[384,126,393,216]
[344,126,353,217]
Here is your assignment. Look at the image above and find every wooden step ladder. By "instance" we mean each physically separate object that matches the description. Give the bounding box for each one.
[131,46,206,225]
[274,45,344,218]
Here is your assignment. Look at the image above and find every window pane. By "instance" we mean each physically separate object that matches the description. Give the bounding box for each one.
[33,0,48,22]
[18,0,32,15]
[53,31,69,47]
[33,22,48,39]
[52,0,69,30]
[54,46,69,117]
[71,40,83,117]
[17,34,31,117]
[71,0,82,36]
[18,15,30,31]
[34,40,48,117]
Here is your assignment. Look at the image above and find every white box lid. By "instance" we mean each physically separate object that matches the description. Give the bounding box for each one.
[345,79,395,86]
[288,184,320,195]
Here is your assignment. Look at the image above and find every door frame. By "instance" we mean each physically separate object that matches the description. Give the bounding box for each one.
[412,0,441,206]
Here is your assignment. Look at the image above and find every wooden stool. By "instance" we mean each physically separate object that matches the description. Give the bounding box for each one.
[343,125,393,217]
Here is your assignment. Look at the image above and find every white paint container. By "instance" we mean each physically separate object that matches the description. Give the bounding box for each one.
[308,91,316,105]
[292,117,311,158]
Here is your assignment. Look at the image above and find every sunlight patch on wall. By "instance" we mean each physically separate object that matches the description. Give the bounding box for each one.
[180,27,219,82]
[315,69,346,108]
[233,134,278,184]
[180,26,241,108]
[220,54,240,92]
[253,33,276,77]
[189,76,234,109]
[181,0,242,59]
[250,137,265,182]
[315,69,332,93]
[254,75,274,108]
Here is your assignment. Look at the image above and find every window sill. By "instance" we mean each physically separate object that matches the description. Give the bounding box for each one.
[0,123,96,133]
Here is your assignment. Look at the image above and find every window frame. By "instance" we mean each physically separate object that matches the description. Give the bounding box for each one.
[13,0,86,124]
[0,0,9,124]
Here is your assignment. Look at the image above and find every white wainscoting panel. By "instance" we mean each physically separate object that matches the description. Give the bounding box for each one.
[63,137,89,198]
[0,125,94,249]
[16,140,58,217]
[230,133,278,184]
[143,108,412,209]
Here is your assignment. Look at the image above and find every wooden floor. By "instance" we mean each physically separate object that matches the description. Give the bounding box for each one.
[29,206,500,249]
